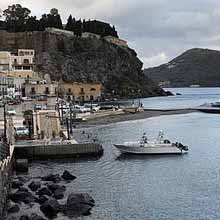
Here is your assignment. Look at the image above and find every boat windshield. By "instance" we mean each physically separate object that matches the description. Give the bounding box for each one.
[157,131,164,143]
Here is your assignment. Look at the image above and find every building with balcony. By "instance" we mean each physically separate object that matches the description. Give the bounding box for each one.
[9,49,35,78]
[59,82,102,102]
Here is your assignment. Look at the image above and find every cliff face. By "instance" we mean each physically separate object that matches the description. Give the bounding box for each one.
[144,48,220,87]
[0,30,166,97]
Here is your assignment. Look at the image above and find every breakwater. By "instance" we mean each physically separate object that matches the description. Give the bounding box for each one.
[15,143,103,160]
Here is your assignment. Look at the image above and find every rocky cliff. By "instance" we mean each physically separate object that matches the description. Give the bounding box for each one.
[0,30,166,98]
[144,48,220,87]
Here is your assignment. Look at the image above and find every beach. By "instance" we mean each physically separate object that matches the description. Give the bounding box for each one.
[77,108,197,128]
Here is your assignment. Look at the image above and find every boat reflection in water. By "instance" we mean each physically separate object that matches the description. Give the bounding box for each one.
[114,131,188,155]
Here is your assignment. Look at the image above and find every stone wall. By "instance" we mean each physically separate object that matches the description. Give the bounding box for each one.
[0,152,14,219]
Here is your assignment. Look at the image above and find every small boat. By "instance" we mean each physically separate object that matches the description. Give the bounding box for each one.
[114,131,188,154]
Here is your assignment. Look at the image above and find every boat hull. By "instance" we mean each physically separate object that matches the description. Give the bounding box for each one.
[114,144,183,154]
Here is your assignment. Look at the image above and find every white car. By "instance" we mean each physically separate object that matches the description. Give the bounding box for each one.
[15,127,29,136]
[7,110,16,116]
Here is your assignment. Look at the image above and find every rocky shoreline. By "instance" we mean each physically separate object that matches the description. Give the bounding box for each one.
[7,171,95,220]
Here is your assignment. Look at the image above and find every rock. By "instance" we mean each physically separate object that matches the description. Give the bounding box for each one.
[18,187,29,193]
[10,190,36,204]
[10,191,29,203]
[16,159,28,173]
[40,199,61,219]
[28,181,41,192]
[41,174,61,183]
[23,192,36,204]
[52,185,65,200]
[65,193,95,217]
[37,195,49,204]
[8,201,20,213]
[12,180,24,189]
[61,170,76,181]
[30,213,46,220]
[18,176,30,183]
[37,187,52,196]
[20,215,29,220]
[47,183,65,193]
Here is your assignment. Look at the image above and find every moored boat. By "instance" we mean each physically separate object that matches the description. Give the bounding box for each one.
[114,131,188,154]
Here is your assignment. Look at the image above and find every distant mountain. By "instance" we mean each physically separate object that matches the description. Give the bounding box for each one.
[144,48,220,87]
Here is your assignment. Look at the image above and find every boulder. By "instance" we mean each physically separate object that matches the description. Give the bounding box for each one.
[10,191,29,203]
[61,170,76,181]
[12,180,24,189]
[37,195,49,204]
[30,213,46,220]
[40,199,61,219]
[8,201,20,213]
[41,174,61,183]
[37,187,52,197]
[10,190,36,204]
[47,184,64,193]
[65,193,95,217]
[23,192,36,204]
[18,187,29,193]
[16,159,28,173]
[20,216,29,220]
[28,181,41,192]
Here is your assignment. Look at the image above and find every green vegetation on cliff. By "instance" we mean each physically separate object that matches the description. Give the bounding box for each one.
[0,4,118,37]
[144,48,220,87]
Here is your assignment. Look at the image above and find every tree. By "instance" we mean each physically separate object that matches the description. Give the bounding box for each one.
[65,15,73,31]
[3,4,31,32]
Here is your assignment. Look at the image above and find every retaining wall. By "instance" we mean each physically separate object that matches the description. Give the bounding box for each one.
[0,148,14,219]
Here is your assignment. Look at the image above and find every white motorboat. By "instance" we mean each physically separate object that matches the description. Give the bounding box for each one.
[114,131,188,154]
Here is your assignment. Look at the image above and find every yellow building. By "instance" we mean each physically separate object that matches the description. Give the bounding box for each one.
[22,81,58,97]
[60,82,102,102]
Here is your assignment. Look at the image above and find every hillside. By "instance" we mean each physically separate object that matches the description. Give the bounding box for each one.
[0,30,166,98]
[144,48,220,87]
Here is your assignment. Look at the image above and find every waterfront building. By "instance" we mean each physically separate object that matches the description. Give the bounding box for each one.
[22,80,58,97]
[104,36,128,47]
[82,32,101,40]
[0,72,8,96]
[59,82,102,102]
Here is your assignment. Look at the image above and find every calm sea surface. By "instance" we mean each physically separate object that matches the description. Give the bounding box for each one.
[16,88,220,220]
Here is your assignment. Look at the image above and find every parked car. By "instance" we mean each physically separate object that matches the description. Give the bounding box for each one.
[7,109,16,116]
[15,126,29,137]
[84,104,100,112]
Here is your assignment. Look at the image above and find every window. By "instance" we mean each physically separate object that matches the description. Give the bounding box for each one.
[15,66,22,70]
[23,59,29,64]
[45,87,50,94]
[19,75,21,77]
[80,88,84,93]
[14,59,17,63]
[68,88,71,93]
[31,87,36,94]
[90,88,96,91]
[23,66,31,70]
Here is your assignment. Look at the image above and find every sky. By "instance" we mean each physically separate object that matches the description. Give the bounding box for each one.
[1,0,220,69]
